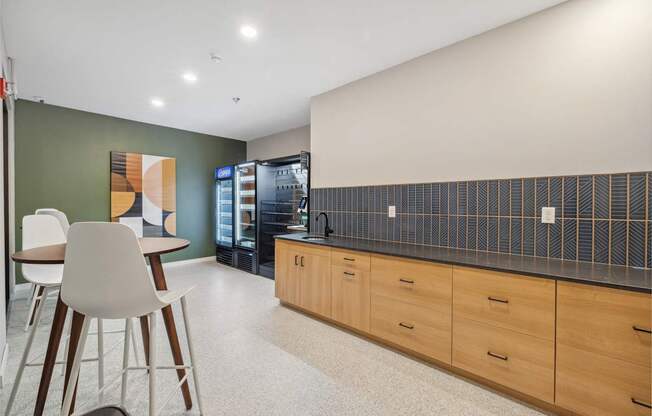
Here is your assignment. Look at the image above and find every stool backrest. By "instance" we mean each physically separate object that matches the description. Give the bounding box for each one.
[23,215,66,250]
[61,222,165,319]
[35,208,70,236]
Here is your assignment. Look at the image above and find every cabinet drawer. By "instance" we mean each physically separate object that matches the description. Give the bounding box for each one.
[331,266,370,332]
[371,254,452,313]
[332,249,370,271]
[557,282,651,368]
[453,267,555,340]
[371,294,451,363]
[452,317,554,403]
[556,344,652,416]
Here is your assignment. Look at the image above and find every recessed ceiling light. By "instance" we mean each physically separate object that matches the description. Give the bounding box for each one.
[150,98,165,108]
[182,72,198,83]
[240,25,258,39]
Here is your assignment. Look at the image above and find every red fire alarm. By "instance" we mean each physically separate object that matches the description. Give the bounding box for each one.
[0,78,5,100]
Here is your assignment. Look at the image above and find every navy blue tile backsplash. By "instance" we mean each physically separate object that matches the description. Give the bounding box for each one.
[311,172,651,269]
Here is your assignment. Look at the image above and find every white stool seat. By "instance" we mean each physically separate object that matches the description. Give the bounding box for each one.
[22,264,64,287]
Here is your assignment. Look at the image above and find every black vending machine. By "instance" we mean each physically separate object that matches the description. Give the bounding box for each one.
[256,152,310,279]
[233,161,259,274]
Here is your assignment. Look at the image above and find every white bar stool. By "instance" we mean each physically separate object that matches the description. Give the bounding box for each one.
[4,216,139,416]
[60,222,204,416]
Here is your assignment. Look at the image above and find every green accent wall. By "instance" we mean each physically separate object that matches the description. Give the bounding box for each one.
[15,100,246,283]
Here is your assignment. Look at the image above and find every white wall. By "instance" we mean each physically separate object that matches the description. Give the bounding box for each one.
[311,0,652,188]
[247,125,310,161]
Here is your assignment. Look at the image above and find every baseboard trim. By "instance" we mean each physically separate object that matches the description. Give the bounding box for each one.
[162,256,215,268]
[0,343,8,389]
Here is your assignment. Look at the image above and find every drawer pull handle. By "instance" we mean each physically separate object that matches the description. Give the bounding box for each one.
[631,398,652,409]
[300,256,304,267]
[399,278,415,284]
[294,255,299,266]
[488,296,509,304]
[398,322,414,330]
[487,351,508,361]
[343,257,356,262]
[632,325,652,334]
[343,271,356,277]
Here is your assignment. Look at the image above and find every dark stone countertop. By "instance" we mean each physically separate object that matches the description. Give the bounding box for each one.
[276,233,652,293]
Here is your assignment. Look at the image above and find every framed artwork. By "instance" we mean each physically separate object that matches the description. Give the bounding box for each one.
[110,151,176,237]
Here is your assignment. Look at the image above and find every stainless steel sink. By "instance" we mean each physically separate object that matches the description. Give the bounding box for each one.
[301,235,327,241]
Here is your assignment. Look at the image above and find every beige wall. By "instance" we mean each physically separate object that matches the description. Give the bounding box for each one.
[311,0,652,188]
[247,125,310,161]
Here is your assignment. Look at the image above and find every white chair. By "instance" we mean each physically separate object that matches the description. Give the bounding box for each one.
[60,223,204,416]
[5,215,65,414]
[4,216,139,416]
[36,208,71,235]
[22,208,70,330]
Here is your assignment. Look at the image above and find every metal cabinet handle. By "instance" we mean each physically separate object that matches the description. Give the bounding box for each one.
[343,271,356,277]
[631,398,652,409]
[343,257,355,262]
[487,351,508,361]
[632,325,652,334]
[398,322,414,330]
[300,256,304,267]
[294,255,298,266]
[399,278,415,284]
[488,296,509,304]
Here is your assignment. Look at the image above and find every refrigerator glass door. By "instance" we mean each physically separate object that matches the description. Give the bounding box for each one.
[235,163,256,249]
[216,178,233,246]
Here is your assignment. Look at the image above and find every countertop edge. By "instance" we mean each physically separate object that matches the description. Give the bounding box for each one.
[275,234,652,294]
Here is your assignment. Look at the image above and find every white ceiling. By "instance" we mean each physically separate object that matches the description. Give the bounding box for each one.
[2,0,565,141]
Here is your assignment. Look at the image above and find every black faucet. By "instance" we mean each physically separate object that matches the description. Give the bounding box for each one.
[316,212,334,238]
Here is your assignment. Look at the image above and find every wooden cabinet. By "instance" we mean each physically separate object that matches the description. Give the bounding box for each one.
[331,266,370,331]
[452,266,556,403]
[300,246,332,317]
[275,241,332,317]
[453,316,555,402]
[371,293,451,362]
[557,282,651,367]
[556,282,652,416]
[371,255,452,311]
[275,239,652,416]
[370,254,452,363]
[453,267,556,340]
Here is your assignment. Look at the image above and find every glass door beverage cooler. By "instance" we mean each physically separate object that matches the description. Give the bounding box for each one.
[215,165,234,266]
[233,161,258,273]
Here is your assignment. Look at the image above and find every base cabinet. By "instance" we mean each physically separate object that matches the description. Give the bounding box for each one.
[275,241,332,318]
[275,240,652,416]
[452,316,555,403]
[556,282,652,416]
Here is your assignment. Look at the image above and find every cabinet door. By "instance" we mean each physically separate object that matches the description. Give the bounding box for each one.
[331,265,370,332]
[299,249,332,317]
[275,242,301,305]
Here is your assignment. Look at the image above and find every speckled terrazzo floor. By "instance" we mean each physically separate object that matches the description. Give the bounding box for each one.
[1,261,550,415]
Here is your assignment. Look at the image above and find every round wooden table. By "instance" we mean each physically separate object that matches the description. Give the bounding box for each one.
[11,237,193,416]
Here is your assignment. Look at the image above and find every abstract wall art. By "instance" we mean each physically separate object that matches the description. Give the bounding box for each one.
[111,151,176,237]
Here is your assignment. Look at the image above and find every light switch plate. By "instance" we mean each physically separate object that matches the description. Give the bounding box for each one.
[541,207,555,224]
[388,205,396,218]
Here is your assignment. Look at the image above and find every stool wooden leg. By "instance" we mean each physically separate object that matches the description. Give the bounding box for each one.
[5,287,49,415]
[148,312,158,416]
[61,316,91,416]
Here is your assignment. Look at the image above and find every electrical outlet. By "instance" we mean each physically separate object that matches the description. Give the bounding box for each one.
[541,207,555,224]
[388,205,396,218]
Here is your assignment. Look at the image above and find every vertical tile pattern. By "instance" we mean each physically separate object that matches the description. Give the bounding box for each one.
[314,171,650,269]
